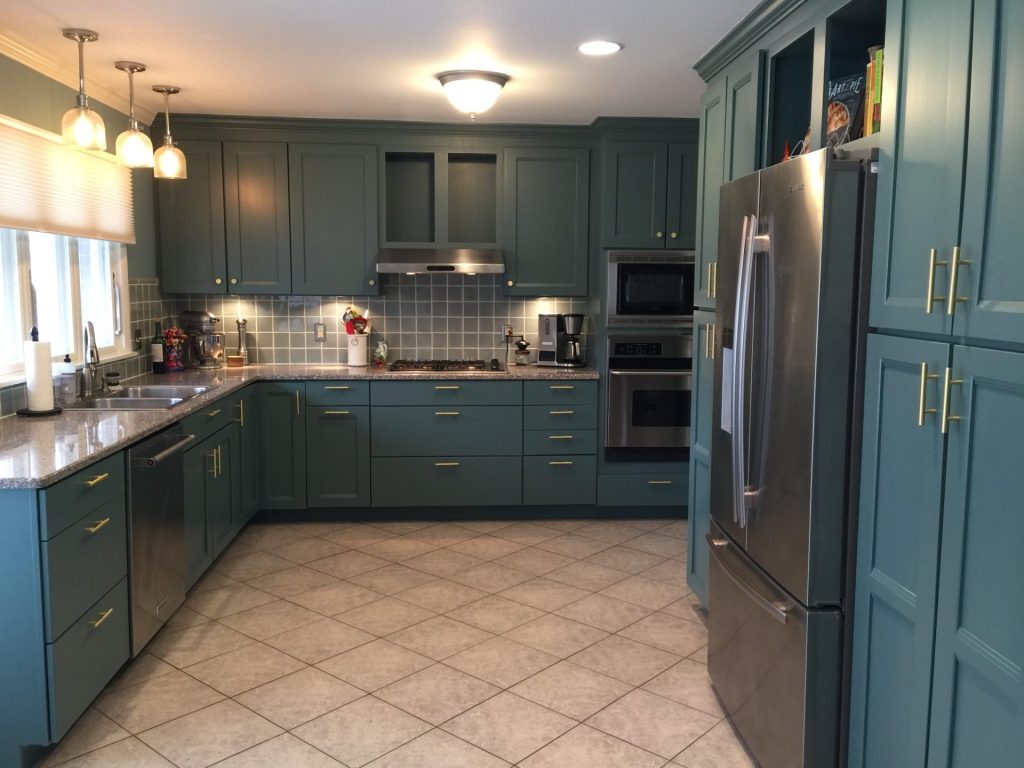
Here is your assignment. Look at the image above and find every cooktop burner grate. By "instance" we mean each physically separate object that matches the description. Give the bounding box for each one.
[389,359,488,372]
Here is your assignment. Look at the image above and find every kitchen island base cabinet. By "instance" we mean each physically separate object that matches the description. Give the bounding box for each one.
[372,457,522,507]
[307,406,370,507]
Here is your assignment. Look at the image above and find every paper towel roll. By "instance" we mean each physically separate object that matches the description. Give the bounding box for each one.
[24,340,54,412]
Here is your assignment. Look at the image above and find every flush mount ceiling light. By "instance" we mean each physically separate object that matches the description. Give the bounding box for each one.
[61,29,107,151]
[152,85,187,179]
[577,40,623,56]
[114,61,154,168]
[437,70,509,119]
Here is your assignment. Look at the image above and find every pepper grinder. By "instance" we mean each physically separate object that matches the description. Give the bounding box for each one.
[236,318,248,365]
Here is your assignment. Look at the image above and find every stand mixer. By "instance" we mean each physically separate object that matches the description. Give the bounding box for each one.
[179,310,225,369]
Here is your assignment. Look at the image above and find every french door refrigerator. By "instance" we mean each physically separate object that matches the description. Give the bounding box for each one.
[707,147,874,768]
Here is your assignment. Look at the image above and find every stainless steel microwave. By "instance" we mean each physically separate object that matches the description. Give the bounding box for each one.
[606,250,695,327]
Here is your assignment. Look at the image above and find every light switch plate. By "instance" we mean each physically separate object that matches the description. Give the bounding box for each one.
[313,322,327,343]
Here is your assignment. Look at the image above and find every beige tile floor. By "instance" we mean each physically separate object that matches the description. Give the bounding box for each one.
[39,517,758,768]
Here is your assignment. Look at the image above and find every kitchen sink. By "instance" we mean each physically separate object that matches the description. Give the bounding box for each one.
[65,385,213,410]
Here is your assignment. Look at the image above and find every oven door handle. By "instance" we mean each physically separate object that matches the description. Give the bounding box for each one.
[609,370,692,377]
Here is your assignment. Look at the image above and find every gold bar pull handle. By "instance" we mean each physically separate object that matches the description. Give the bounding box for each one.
[434,411,460,416]
[549,385,574,390]
[917,362,939,426]
[84,517,111,534]
[707,262,717,299]
[294,390,301,416]
[648,480,673,485]
[234,400,244,427]
[83,472,109,488]
[549,460,574,466]
[89,608,114,629]
[206,409,221,418]
[216,446,223,478]
[549,410,575,415]
[704,324,711,359]
[945,246,972,316]
[208,450,217,477]
[709,323,716,360]
[925,248,948,314]
[434,385,460,391]
[548,435,574,440]
[434,461,460,467]
[940,367,964,434]
[323,385,351,391]
[324,410,351,416]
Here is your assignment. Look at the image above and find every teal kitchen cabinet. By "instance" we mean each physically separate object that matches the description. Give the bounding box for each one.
[232,385,260,525]
[223,141,291,294]
[601,141,698,249]
[686,310,716,606]
[694,80,726,309]
[183,434,214,588]
[258,382,307,510]
[871,0,1024,344]
[501,147,590,296]
[848,339,1024,766]
[306,406,370,507]
[722,52,763,183]
[183,424,239,589]
[289,143,379,296]
[158,139,226,294]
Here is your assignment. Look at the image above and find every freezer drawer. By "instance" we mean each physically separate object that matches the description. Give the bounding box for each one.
[707,524,841,768]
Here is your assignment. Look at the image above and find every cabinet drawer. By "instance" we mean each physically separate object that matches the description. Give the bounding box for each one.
[306,380,370,406]
[372,380,522,406]
[39,453,125,540]
[42,494,127,642]
[181,396,236,442]
[372,457,522,506]
[524,380,597,405]
[524,455,596,505]
[598,473,688,507]
[523,404,598,430]
[523,429,597,455]
[372,406,522,456]
[47,578,130,741]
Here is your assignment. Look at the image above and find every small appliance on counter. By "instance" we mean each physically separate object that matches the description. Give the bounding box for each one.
[179,310,225,369]
[537,314,586,367]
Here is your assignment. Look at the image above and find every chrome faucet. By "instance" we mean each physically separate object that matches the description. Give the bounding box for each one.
[81,321,101,397]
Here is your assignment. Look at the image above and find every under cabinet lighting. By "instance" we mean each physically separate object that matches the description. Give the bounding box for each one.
[61,29,107,151]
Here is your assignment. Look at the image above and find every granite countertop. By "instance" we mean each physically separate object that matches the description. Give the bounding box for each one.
[0,363,599,489]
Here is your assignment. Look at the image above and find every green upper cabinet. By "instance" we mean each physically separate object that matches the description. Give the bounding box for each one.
[223,142,291,294]
[723,52,764,182]
[601,141,697,249]
[290,144,379,296]
[695,80,726,309]
[158,140,226,294]
[501,147,589,296]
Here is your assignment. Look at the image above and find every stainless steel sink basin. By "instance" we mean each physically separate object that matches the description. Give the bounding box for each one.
[65,384,213,410]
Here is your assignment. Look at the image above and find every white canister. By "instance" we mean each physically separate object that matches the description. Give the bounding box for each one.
[348,333,368,366]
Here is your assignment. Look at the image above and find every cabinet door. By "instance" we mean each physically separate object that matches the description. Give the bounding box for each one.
[955,0,1024,345]
[927,345,1024,765]
[223,142,291,294]
[183,438,215,589]
[208,427,237,557]
[869,0,971,335]
[695,79,727,309]
[158,140,226,294]
[601,142,668,248]
[665,142,698,249]
[290,144,379,296]
[723,51,764,182]
[258,383,306,509]
[687,309,717,606]
[307,406,370,507]
[502,147,590,297]
[234,387,259,524]
[847,334,948,768]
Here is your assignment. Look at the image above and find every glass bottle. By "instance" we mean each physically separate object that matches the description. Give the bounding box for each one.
[151,321,166,374]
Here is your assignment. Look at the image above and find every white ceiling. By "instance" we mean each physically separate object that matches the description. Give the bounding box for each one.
[2,0,758,125]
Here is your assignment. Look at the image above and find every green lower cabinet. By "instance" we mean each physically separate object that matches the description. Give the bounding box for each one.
[235,386,260,525]
[372,406,522,457]
[686,449,710,607]
[687,309,716,606]
[596,473,687,507]
[372,457,522,507]
[209,426,239,556]
[259,383,307,509]
[523,429,597,455]
[183,427,237,589]
[524,455,595,505]
[306,406,370,507]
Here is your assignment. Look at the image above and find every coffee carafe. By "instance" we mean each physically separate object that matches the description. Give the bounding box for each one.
[560,314,585,366]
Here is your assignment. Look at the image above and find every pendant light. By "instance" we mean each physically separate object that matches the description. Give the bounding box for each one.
[61,29,106,151]
[152,85,187,179]
[437,71,509,119]
[114,61,154,168]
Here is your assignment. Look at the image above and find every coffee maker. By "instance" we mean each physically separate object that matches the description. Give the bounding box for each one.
[179,310,225,369]
[537,314,585,367]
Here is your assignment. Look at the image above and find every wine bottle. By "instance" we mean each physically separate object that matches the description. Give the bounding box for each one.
[151,322,167,374]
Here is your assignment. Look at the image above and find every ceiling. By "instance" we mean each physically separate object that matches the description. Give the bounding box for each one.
[2,0,758,126]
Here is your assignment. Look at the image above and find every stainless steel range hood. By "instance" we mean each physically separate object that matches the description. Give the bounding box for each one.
[375,248,505,275]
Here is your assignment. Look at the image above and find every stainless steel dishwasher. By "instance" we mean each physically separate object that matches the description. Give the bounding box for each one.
[127,425,195,656]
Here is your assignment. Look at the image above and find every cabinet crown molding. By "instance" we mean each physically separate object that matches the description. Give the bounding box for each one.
[693,0,807,82]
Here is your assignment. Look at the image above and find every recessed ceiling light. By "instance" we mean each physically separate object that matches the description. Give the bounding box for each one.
[577,40,623,56]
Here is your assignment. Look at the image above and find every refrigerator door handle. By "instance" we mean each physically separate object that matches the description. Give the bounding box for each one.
[744,221,775,513]
[707,534,789,624]
[731,214,756,528]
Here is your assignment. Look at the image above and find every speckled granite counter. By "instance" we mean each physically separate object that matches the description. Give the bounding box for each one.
[0,364,599,489]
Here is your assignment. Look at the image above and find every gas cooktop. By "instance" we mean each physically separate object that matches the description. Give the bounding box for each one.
[389,359,491,372]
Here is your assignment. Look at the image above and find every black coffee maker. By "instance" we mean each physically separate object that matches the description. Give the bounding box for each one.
[537,314,586,367]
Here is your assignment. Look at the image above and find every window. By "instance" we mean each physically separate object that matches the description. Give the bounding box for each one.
[0,227,131,382]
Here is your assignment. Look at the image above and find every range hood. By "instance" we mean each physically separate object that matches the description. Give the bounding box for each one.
[375,248,505,275]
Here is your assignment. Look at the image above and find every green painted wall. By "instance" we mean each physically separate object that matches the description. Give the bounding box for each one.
[0,53,158,278]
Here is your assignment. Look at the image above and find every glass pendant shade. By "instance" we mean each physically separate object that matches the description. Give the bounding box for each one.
[437,71,509,116]
[61,29,106,151]
[116,128,154,168]
[153,137,187,179]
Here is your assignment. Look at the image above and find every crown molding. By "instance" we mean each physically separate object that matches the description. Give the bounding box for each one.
[0,29,156,124]
[693,0,807,81]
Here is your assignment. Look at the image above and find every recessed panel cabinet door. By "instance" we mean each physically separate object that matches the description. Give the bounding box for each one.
[869,0,971,335]
[927,345,1024,766]
[306,406,370,507]
[695,79,726,309]
[687,310,717,606]
[955,0,1024,345]
[258,382,306,510]
[223,142,291,294]
[601,142,668,248]
[723,51,763,182]
[847,334,948,768]
[290,144,378,296]
[183,437,215,590]
[666,142,699,249]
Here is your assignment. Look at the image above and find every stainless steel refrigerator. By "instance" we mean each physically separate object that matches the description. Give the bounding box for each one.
[707,148,874,768]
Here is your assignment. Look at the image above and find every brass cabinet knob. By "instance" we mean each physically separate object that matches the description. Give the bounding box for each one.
[230,277,238,285]
[507,280,514,287]
[656,231,664,238]
[214,277,223,285]
[670,232,678,239]
[368,279,376,286]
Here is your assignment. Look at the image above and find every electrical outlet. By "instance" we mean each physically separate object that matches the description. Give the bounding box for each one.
[313,322,327,343]
[500,324,513,342]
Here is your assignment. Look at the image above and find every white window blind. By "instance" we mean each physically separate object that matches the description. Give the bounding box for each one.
[0,114,135,244]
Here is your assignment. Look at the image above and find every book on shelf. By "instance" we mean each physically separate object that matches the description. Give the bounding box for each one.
[825,73,865,147]
[865,45,884,135]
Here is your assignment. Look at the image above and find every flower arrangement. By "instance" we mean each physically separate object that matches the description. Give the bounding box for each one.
[163,326,187,371]
[342,305,369,335]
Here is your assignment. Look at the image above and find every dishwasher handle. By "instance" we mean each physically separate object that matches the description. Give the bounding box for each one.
[132,434,197,468]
